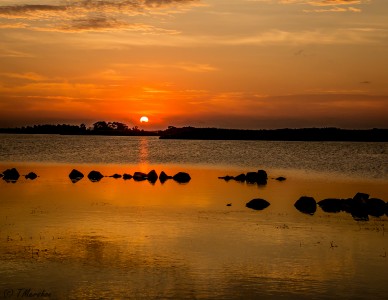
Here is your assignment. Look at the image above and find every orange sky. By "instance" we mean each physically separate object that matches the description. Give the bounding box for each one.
[0,0,387,129]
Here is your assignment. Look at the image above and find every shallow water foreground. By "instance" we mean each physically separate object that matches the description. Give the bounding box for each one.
[0,164,387,299]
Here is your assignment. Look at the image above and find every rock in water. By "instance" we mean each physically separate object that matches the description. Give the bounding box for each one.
[2,168,20,182]
[275,176,286,181]
[147,170,158,183]
[234,173,246,182]
[294,196,316,215]
[350,192,369,221]
[159,171,172,183]
[25,172,38,180]
[133,172,147,181]
[257,169,268,184]
[110,174,122,179]
[173,172,191,183]
[88,171,104,182]
[318,198,342,213]
[246,172,259,183]
[366,198,386,217]
[69,169,84,183]
[246,198,270,210]
[123,173,132,180]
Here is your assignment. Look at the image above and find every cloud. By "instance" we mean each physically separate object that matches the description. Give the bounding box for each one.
[0,72,46,81]
[252,0,367,12]
[0,0,199,32]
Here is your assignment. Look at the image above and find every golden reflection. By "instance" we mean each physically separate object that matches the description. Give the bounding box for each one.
[139,136,149,164]
[0,163,387,299]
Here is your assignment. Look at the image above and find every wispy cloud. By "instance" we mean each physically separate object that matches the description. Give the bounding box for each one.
[0,0,199,32]
[251,0,368,12]
[0,71,46,81]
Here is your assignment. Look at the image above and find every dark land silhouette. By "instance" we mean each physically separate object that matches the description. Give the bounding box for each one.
[0,121,159,136]
[0,122,387,141]
[159,126,388,142]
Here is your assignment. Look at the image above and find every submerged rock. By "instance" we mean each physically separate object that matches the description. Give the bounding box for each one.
[88,171,104,182]
[294,196,316,215]
[2,168,20,183]
[246,198,270,211]
[218,175,234,181]
[25,172,38,180]
[275,176,286,181]
[69,169,84,183]
[110,174,122,179]
[173,172,191,183]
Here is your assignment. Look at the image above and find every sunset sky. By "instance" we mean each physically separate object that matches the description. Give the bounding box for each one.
[0,0,387,129]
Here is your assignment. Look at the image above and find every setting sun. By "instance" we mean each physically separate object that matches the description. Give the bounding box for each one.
[140,116,149,123]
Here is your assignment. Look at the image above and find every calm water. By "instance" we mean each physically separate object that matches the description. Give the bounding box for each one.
[0,134,387,179]
[0,135,387,299]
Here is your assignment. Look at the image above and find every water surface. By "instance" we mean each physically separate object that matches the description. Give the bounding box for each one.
[0,135,387,299]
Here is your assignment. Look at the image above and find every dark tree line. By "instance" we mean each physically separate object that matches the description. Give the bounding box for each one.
[0,121,159,136]
[159,126,388,142]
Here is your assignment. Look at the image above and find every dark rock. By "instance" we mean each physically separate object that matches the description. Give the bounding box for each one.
[2,168,20,182]
[246,172,259,183]
[226,203,232,207]
[218,175,234,181]
[353,192,369,202]
[341,198,354,213]
[257,170,268,184]
[349,192,369,221]
[386,202,388,216]
[110,174,122,179]
[147,170,158,183]
[234,173,246,182]
[275,176,286,181]
[69,169,84,183]
[366,198,386,217]
[351,211,369,222]
[245,170,267,185]
[25,172,38,180]
[133,172,147,181]
[294,196,316,215]
[0,173,3,178]
[246,198,270,210]
[159,171,172,183]
[173,172,191,183]
[123,173,132,180]
[318,198,342,213]
[88,171,104,182]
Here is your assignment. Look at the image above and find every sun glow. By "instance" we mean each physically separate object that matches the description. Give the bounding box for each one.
[140,116,149,123]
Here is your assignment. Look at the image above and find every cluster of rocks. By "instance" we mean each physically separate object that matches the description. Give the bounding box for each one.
[69,169,191,184]
[244,193,387,221]
[219,170,287,185]
[1,168,38,183]
[294,193,387,221]
[219,170,272,185]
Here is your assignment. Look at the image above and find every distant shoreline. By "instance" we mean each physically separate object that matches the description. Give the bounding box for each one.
[159,127,388,142]
[1,125,387,142]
